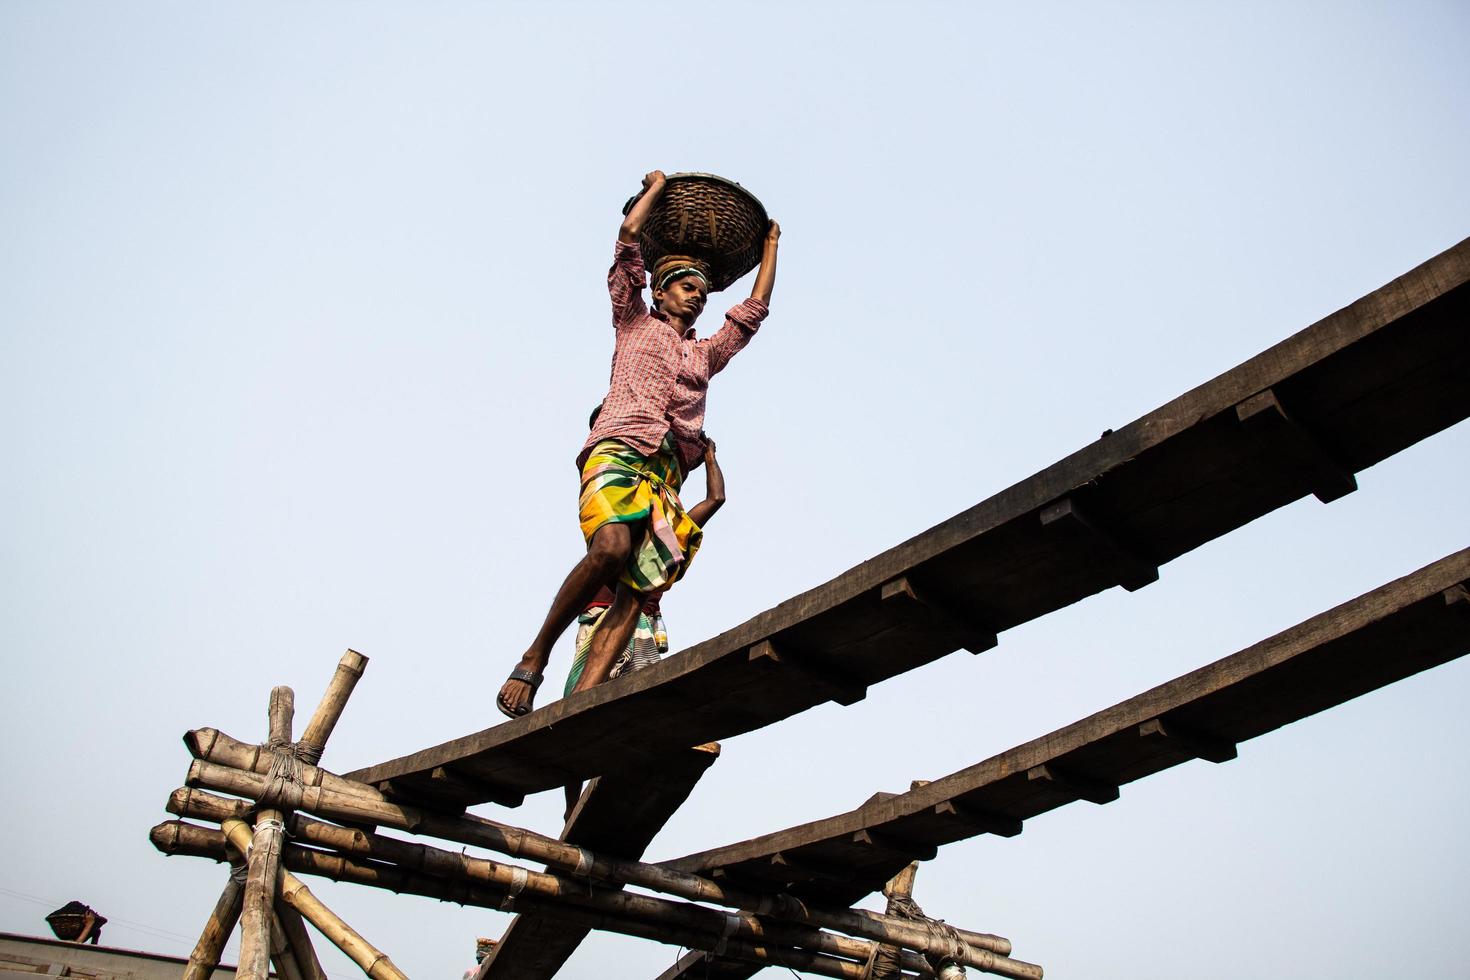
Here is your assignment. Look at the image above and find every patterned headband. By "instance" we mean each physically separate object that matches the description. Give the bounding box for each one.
[657,266,709,291]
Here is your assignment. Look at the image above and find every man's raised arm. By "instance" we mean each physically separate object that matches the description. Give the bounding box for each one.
[750,220,780,305]
[620,170,666,243]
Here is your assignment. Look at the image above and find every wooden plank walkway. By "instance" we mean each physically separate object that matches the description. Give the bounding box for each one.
[475,744,720,980]
[347,236,1470,809]
[656,547,1470,979]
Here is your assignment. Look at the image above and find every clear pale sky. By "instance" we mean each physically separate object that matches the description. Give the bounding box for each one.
[3,3,1468,978]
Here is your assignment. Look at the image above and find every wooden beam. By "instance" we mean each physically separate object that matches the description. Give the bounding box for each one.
[478,744,720,980]
[660,547,1470,952]
[1236,388,1357,503]
[1138,717,1237,763]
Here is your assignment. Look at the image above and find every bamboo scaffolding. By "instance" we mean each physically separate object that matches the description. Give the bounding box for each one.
[182,867,244,980]
[238,687,295,980]
[172,792,954,974]
[177,654,369,980]
[153,820,943,980]
[155,816,1040,980]
[182,758,1017,968]
[216,819,408,980]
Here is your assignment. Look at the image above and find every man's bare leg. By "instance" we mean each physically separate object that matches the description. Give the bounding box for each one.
[562,582,646,816]
[497,522,634,717]
[571,583,644,693]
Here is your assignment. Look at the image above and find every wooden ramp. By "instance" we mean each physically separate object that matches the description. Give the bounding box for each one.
[474,744,720,980]
[348,237,1470,810]
[655,547,1470,979]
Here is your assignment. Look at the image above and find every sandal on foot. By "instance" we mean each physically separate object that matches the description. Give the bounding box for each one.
[498,668,544,719]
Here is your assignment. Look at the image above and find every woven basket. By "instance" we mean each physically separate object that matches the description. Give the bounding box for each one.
[622,173,768,293]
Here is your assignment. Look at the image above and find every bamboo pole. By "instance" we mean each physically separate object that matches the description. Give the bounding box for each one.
[238,687,295,980]
[275,902,328,980]
[182,760,1016,965]
[182,867,245,980]
[215,819,407,980]
[269,911,306,980]
[152,820,936,980]
[297,649,368,765]
[869,862,920,979]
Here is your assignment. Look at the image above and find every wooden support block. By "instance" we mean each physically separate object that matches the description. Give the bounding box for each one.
[1235,388,1357,503]
[749,639,868,706]
[932,800,1022,838]
[1138,717,1237,763]
[1026,763,1119,805]
[851,829,938,862]
[862,791,898,808]
[428,765,495,801]
[769,851,855,884]
[880,577,999,654]
[1444,583,1470,619]
[1039,497,1159,592]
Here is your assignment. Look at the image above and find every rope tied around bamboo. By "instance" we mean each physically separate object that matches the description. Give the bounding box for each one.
[258,735,311,811]
[869,895,969,979]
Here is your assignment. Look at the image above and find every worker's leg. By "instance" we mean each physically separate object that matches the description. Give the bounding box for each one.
[570,582,645,694]
[561,581,644,817]
[498,521,633,716]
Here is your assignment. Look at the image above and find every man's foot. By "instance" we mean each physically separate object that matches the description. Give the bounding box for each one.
[496,667,544,719]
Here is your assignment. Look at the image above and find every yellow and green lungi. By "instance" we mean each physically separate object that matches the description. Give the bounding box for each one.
[578,435,703,595]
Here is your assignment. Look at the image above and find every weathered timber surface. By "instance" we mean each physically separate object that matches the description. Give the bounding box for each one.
[665,547,1470,898]
[348,237,1470,806]
[477,744,720,980]
[656,547,1470,979]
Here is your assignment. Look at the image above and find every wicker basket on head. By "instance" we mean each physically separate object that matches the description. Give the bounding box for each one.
[622,173,769,293]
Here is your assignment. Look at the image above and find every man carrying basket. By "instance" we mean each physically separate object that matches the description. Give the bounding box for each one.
[497,169,780,719]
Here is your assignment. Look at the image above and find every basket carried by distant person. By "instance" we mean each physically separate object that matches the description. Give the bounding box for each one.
[622,173,769,293]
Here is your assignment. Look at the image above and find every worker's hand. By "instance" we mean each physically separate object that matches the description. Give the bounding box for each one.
[642,170,667,193]
[765,220,781,245]
[703,438,718,463]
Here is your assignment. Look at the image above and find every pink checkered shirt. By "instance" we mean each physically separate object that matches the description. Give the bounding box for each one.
[579,240,769,473]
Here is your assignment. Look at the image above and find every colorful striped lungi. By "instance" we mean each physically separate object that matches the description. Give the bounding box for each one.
[578,436,703,594]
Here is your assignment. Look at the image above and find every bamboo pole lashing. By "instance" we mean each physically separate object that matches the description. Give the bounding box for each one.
[156,808,1042,980]
[218,819,408,980]
[181,865,245,980]
[182,759,1015,964]
[154,820,946,980]
[186,728,384,803]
